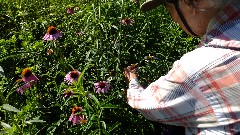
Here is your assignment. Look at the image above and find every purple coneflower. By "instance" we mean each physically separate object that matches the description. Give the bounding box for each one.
[67,7,74,14]
[94,81,110,94]
[68,106,86,125]
[64,70,81,85]
[120,18,134,26]
[17,68,39,94]
[42,26,62,41]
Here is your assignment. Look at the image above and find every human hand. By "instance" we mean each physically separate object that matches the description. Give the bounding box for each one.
[123,64,138,82]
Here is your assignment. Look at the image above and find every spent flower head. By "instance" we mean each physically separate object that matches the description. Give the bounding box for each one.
[94,81,110,94]
[120,18,134,26]
[144,55,158,62]
[76,31,84,36]
[46,48,54,55]
[64,70,81,85]
[64,89,73,97]
[67,7,74,14]
[42,26,62,41]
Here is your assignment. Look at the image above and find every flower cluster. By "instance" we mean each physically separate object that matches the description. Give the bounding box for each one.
[42,14,132,41]
[25,13,131,126]
[63,69,110,125]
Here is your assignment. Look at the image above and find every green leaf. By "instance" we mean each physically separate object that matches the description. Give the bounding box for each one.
[25,116,46,124]
[101,104,118,109]
[77,63,93,87]
[89,94,100,105]
[0,66,5,78]
[2,104,21,112]
[1,122,12,129]
[101,121,106,129]
[108,123,120,133]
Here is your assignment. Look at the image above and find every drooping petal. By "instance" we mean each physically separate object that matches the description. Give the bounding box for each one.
[68,113,74,121]
[23,74,39,82]
[72,115,80,125]
[17,83,30,94]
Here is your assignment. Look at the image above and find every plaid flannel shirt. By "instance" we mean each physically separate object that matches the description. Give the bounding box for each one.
[127,0,240,134]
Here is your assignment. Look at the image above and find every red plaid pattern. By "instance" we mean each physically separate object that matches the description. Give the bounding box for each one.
[127,0,240,134]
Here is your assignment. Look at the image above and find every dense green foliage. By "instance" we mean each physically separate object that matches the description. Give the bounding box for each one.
[0,0,199,134]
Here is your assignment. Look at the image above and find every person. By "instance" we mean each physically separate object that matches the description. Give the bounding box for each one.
[123,0,240,134]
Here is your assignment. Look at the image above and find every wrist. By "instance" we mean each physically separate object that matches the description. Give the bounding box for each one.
[129,73,137,80]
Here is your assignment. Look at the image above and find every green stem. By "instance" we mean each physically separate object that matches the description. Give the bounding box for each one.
[98,109,103,135]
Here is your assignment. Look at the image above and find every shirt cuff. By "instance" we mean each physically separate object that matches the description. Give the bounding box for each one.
[129,78,140,89]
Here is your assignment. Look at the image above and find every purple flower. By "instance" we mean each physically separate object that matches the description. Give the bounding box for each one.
[42,26,62,41]
[68,106,87,125]
[67,7,74,14]
[94,81,110,94]
[64,70,81,85]
[17,68,39,94]
[120,18,134,26]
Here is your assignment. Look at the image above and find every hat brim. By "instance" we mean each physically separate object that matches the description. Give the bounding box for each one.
[140,0,165,12]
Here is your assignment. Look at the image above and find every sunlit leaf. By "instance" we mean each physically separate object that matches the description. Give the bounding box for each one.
[25,116,46,124]
[101,121,106,130]
[2,104,21,112]
[1,122,12,129]
[0,66,5,78]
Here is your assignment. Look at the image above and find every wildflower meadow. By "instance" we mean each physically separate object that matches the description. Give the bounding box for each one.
[0,0,199,134]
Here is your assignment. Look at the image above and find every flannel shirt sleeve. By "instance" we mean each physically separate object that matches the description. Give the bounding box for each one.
[127,60,185,110]
[127,76,167,110]
[126,59,209,125]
